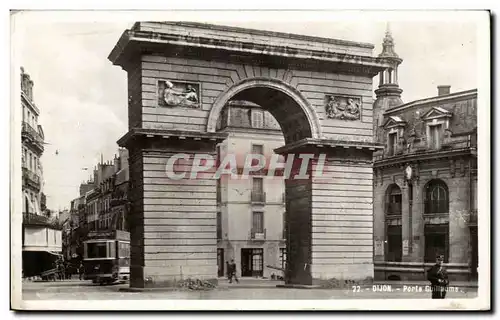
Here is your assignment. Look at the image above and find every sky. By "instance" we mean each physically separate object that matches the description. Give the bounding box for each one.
[15,12,481,211]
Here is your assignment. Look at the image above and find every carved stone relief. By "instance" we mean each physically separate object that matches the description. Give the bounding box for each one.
[158,80,201,108]
[325,95,361,121]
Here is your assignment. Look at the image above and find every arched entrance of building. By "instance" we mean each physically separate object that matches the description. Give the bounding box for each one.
[110,21,390,288]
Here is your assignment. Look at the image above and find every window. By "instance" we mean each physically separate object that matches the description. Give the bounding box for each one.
[279,248,287,270]
[22,106,26,122]
[252,248,263,271]
[251,144,264,155]
[386,184,402,215]
[86,242,108,258]
[425,180,449,214]
[251,110,264,128]
[119,242,130,258]
[252,177,264,194]
[252,211,264,234]
[251,177,265,202]
[216,212,222,239]
[388,132,397,156]
[108,242,116,258]
[27,111,31,125]
[429,124,443,150]
[28,153,32,170]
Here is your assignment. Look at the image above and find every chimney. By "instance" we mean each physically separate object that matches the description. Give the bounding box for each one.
[114,155,120,172]
[437,85,451,96]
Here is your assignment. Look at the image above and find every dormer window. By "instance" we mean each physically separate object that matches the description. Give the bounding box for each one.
[388,132,397,156]
[383,116,407,157]
[428,123,443,150]
[251,109,264,128]
[421,106,452,151]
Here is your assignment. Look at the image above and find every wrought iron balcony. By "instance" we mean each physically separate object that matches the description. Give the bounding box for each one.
[23,212,62,230]
[424,200,449,214]
[22,167,41,191]
[250,228,266,240]
[251,192,266,203]
[385,202,402,216]
[21,122,44,151]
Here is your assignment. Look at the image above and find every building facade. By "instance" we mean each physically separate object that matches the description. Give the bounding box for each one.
[372,30,478,281]
[62,150,130,265]
[21,67,62,277]
[215,101,287,279]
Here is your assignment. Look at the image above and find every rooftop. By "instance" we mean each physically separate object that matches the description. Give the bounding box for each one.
[385,89,477,114]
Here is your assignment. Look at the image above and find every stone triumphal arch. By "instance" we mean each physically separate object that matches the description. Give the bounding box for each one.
[109,22,391,288]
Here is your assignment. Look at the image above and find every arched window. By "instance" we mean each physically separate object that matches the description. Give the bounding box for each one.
[424,180,449,214]
[386,184,402,216]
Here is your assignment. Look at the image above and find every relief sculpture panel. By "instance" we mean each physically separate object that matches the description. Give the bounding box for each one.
[157,80,201,108]
[325,95,361,121]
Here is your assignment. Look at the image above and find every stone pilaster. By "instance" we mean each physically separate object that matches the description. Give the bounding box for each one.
[373,181,386,262]
[448,177,470,264]
[410,180,424,262]
[401,183,411,262]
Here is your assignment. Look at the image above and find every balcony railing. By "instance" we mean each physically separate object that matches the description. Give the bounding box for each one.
[23,212,62,230]
[386,202,402,216]
[21,122,44,148]
[424,200,449,214]
[22,167,41,190]
[251,192,266,203]
[250,228,266,240]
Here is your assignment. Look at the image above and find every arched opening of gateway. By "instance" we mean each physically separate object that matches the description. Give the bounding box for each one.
[210,79,319,284]
[207,77,321,144]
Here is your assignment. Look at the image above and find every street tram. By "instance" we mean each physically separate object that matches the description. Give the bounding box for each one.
[83,230,130,285]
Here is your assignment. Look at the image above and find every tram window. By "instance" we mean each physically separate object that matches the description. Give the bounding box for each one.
[86,242,107,258]
[119,242,130,258]
[108,242,116,258]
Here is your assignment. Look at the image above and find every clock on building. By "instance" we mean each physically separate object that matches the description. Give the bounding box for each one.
[405,165,413,181]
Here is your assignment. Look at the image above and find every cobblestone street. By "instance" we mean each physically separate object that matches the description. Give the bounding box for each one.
[22,279,478,301]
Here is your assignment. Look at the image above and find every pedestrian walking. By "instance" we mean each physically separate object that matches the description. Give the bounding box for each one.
[78,262,85,280]
[225,261,230,280]
[228,259,239,284]
[427,254,449,299]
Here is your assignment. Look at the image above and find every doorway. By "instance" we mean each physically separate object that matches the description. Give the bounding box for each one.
[386,225,402,262]
[241,248,263,277]
[470,227,478,280]
[217,248,224,277]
